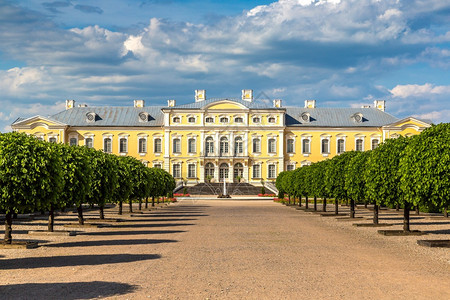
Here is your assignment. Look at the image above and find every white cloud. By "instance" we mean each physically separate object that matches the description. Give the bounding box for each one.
[390,83,450,98]
[413,110,450,124]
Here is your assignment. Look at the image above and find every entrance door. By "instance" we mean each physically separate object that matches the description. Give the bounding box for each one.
[219,163,229,182]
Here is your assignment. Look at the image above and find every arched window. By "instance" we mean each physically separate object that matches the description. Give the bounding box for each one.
[205,137,214,155]
[188,117,195,123]
[205,162,215,178]
[337,139,345,154]
[119,138,128,153]
[302,139,310,154]
[219,163,229,181]
[188,138,196,153]
[234,117,243,123]
[220,117,229,123]
[252,117,260,123]
[69,138,77,146]
[172,116,180,123]
[355,139,363,151]
[234,163,244,179]
[220,137,229,154]
[372,139,379,150]
[104,138,112,153]
[321,139,329,154]
[234,137,243,155]
[205,117,214,123]
[49,137,57,144]
[154,138,162,153]
[139,138,147,153]
[173,138,181,153]
[287,139,294,153]
[268,117,276,123]
[253,138,261,153]
[268,138,276,153]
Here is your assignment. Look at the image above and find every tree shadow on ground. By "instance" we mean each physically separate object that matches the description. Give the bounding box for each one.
[0,281,137,300]
[46,239,177,248]
[424,229,450,235]
[80,230,186,236]
[141,214,208,218]
[107,223,195,229]
[0,230,29,235]
[0,254,161,270]
[122,218,198,222]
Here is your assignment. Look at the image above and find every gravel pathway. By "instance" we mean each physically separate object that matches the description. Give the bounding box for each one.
[0,200,449,299]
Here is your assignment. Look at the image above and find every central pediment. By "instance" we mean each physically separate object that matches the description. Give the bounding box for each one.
[204,100,247,110]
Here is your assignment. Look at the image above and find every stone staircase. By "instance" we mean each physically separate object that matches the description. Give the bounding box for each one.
[186,183,263,195]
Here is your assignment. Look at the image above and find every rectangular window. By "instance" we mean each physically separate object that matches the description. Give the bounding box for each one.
[337,139,345,154]
[321,139,329,153]
[287,139,294,153]
[69,138,77,146]
[268,139,276,153]
[154,164,162,169]
[356,139,363,151]
[188,164,196,178]
[268,165,276,178]
[287,165,295,171]
[139,138,147,153]
[173,164,181,178]
[119,138,128,153]
[154,138,162,153]
[302,139,310,154]
[252,165,260,178]
[49,137,57,143]
[371,139,379,150]
[85,137,93,148]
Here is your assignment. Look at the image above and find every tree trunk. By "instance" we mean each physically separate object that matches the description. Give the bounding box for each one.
[396,204,399,211]
[138,199,142,211]
[403,203,410,232]
[334,199,339,215]
[314,196,317,211]
[48,204,55,232]
[350,199,355,218]
[77,205,84,225]
[373,204,379,224]
[129,199,133,213]
[305,196,309,209]
[152,196,155,207]
[323,197,327,212]
[298,196,302,207]
[444,206,448,218]
[364,201,367,209]
[99,206,105,220]
[13,212,18,219]
[118,201,123,215]
[288,195,291,205]
[4,212,12,244]
[415,206,420,215]
[157,197,160,204]
[145,197,149,209]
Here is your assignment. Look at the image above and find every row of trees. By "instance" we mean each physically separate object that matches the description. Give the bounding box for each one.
[276,123,450,232]
[0,132,175,244]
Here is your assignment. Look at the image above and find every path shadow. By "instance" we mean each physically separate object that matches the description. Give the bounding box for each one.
[0,281,137,300]
[80,230,186,236]
[46,239,177,248]
[0,254,160,270]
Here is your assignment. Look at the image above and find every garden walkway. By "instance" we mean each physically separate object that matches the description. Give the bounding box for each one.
[0,200,449,299]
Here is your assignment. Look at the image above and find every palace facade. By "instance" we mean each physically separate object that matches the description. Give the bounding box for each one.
[11,89,431,186]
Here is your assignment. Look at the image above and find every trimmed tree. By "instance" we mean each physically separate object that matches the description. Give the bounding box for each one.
[0,133,63,242]
[400,123,450,218]
[345,151,370,218]
[112,156,134,215]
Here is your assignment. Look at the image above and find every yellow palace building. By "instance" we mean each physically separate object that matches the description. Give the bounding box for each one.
[11,89,430,186]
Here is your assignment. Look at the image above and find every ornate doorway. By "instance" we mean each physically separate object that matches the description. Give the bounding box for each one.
[219,163,229,182]
[234,163,243,181]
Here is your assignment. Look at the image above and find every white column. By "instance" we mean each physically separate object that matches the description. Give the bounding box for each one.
[215,132,219,156]
[243,161,248,183]
[200,131,205,156]
[230,131,234,157]
[244,131,249,156]
[228,163,233,183]
[199,162,204,182]
[214,163,219,182]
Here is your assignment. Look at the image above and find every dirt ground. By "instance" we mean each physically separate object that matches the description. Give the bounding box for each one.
[0,200,449,300]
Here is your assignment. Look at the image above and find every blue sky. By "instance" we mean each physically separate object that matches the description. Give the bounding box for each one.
[1,0,449,131]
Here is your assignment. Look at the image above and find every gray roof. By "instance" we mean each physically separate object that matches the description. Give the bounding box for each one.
[12,98,399,128]
[285,107,398,127]
[50,106,165,127]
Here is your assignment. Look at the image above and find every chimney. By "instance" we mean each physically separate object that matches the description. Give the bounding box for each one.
[168,99,176,107]
[195,90,206,102]
[273,99,282,108]
[304,100,316,108]
[242,89,253,102]
[134,100,145,108]
[374,100,385,112]
[66,99,75,110]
